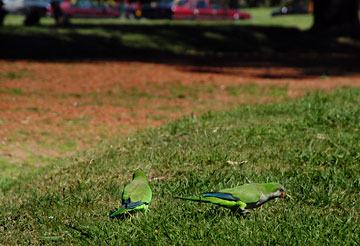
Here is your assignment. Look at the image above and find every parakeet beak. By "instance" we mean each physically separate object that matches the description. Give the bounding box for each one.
[280,192,286,198]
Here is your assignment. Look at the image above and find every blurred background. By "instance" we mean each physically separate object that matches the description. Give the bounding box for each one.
[0,0,359,176]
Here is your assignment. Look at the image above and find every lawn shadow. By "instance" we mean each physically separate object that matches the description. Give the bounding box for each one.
[1,23,360,77]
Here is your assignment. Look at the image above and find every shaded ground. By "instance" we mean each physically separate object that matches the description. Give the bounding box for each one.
[1,60,360,174]
[1,23,360,69]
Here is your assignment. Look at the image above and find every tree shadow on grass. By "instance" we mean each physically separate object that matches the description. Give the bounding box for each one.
[1,23,359,76]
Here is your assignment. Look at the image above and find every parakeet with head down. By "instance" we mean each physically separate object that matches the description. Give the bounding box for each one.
[110,171,152,218]
[176,182,285,214]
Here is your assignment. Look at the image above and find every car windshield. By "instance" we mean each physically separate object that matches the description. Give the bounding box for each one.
[27,0,50,3]
[75,0,93,7]
[211,1,222,9]
[196,0,207,8]
[175,0,187,6]
[71,0,119,7]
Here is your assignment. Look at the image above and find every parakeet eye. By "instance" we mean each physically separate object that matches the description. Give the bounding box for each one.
[280,188,285,192]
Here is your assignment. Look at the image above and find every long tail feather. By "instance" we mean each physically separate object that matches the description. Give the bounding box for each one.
[176,196,244,210]
[175,196,213,203]
[110,208,136,218]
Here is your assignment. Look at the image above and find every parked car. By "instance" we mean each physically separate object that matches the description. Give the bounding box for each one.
[271,2,310,16]
[126,0,251,20]
[50,0,121,24]
[2,0,53,25]
[125,0,172,19]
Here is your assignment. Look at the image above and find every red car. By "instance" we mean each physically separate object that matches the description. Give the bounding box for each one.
[126,0,251,20]
[51,0,121,24]
[172,0,251,20]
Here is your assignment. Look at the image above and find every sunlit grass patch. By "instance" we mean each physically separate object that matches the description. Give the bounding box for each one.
[246,7,313,30]
[226,83,289,99]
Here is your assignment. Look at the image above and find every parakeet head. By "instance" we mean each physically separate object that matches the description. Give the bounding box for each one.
[133,171,148,180]
[262,183,286,198]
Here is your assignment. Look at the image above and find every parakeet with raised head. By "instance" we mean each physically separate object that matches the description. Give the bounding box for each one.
[176,182,285,213]
[110,171,152,218]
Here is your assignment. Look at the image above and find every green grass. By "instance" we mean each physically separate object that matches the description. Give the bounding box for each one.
[0,158,27,177]
[226,83,289,99]
[1,87,359,244]
[246,7,313,30]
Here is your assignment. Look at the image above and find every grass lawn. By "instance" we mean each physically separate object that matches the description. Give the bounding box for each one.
[1,88,359,244]
[245,7,313,30]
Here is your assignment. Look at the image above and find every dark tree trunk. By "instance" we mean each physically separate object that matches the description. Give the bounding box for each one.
[229,0,238,9]
[313,0,360,31]
[0,0,7,26]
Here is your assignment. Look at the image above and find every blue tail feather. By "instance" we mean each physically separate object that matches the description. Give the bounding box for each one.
[110,201,146,218]
[201,192,240,201]
[126,201,145,209]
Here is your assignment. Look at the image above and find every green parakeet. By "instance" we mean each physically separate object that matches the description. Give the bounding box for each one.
[110,171,152,218]
[177,182,285,213]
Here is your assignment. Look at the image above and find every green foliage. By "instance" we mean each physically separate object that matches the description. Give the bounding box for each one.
[1,88,360,244]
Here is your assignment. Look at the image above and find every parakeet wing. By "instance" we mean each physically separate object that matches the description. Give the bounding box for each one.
[201,192,241,201]
[122,178,152,205]
[110,172,152,218]
[219,183,264,203]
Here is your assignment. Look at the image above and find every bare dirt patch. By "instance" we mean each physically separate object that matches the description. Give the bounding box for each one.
[1,60,359,170]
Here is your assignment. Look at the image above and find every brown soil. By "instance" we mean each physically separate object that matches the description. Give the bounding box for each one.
[1,60,360,166]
